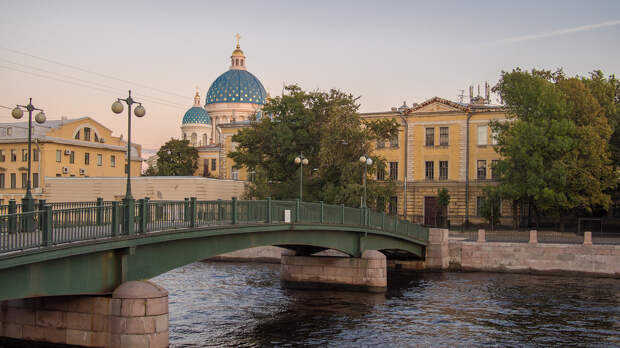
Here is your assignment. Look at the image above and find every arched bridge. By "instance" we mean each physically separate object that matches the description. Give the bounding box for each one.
[0,198,428,301]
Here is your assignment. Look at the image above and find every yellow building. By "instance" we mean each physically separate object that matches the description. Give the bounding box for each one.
[361,96,509,224]
[0,116,142,203]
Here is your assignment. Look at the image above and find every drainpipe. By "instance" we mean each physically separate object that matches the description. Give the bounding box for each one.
[465,111,473,225]
[398,111,409,220]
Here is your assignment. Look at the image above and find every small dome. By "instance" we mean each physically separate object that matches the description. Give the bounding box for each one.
[182,106,212,125]
[206,69,267,105]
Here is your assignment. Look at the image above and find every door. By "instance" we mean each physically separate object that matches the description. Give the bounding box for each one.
[424,196,438,226]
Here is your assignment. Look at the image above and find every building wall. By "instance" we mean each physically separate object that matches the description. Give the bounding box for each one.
[42,176,246,202]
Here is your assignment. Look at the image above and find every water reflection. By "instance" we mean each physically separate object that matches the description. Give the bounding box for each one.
[152,262,620,347]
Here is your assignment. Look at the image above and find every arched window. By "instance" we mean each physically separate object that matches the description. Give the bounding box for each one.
[203,134,208,146]
[191,133,197,145]
[183,133,187,140]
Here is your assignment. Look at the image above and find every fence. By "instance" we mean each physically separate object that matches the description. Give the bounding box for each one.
[0,198,427,254]
[435,215,620,245]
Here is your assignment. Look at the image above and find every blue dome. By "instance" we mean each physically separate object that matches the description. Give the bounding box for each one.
[182,106,212,124]
[206,69,266,105]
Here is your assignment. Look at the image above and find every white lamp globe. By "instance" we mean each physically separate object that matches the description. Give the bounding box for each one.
[294,157,301,164]
[11,107,23,119]
[111,101,124,114]
[134,105,146,117]
[366,158,373,165]
[359,155,366,163]
[302,158,308,165]
[35,111,46,124]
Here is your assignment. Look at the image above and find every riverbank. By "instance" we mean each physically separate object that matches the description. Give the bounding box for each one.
[208,229,620,278]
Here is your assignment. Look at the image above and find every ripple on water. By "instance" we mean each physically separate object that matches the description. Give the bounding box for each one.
[152,262,620,347]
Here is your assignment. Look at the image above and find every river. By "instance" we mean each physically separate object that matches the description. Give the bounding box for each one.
[151,261,620,347]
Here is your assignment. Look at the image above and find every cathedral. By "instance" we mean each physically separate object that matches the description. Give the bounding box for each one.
[179,37,267,180]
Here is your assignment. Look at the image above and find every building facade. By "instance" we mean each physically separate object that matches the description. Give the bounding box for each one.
[361,97,510,224]
[0,117,142,202]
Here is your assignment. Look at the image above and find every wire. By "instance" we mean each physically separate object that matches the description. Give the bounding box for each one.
[0,46,190,100]
[0,65,185,110]
[0,58,188,109]
[0,105,12,110]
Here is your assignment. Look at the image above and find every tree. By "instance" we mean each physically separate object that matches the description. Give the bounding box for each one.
[491,69,617,222]
[437,188,450,228]
[479,186,501,228]
[153,139,199,176]
[229,85,400,208]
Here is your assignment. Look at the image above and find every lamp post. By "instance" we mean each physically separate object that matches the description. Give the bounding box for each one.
[111,91,145,234]
[358,155,373,208]
[294,154,308,201]
[12,99,46,228]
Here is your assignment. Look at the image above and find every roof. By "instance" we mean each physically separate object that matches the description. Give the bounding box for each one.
[206,69,266,105]
[182,106,212,125]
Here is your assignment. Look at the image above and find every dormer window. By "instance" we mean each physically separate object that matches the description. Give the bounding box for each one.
[94,133,99,142]
[84,127,91,141]
[75,130,80,140]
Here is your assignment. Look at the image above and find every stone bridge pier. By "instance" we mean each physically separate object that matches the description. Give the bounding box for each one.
[280,250,388,293]
[0,281,169,348]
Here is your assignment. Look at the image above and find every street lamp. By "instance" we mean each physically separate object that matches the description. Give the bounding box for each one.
[359,155,373,208]
[111,90,145,200]
[11,98,46,221]
[112,91,145,234]
[294,154,308,201]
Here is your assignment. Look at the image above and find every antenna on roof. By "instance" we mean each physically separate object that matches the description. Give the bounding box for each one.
[469,85,474,103]
[457,90,465,103]
[485,81,490,104]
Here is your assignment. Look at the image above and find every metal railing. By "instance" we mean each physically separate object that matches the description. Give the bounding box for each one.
[0,198,427,254]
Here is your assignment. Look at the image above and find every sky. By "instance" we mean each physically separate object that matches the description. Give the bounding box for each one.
[0,0,619,154]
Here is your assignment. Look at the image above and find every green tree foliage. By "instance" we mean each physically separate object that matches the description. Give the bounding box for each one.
[153,138,199,176]
[491,69,617,217]
[229,85,400,209]
[437,188,450,227]
[479,186,501,227]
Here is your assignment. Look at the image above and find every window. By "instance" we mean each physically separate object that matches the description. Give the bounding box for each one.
[389,162,398,180]
[388,196,398,215]
[21,149,27,161]
[191,133,197,145]
[11,150,17,162]
[439,161,448,180]
[476,196,485,216]
[69,151,75,164]
[491,129,498,145]
[477,125,487,145]
[0,150,5,162]
[84,152,90,165]
[56,173,61,177]
[425,128,434,146]
[491,160,499,179]
[33,149,39,162]
[111,155,116,167]
[125,164,128,174]
[56,150,61,162]
[211,159,217,171]
[10,173,16,188]
[32,173,38,188]
[6,127,12,136]
[230,141,238,151]
[231,168,239,180]
[21,173,27,188]
[202,134,208,146]
[94,133,99,142]
[377,166,385,181]
[376,139,385,149]
[84,127,91,141]
[0,173,4,188]
[440,127,449,146]
[425,161,434,180]
[75,130,80,140]
[477,160,487,180]
[97,154,102,166]
[390,134,399,148]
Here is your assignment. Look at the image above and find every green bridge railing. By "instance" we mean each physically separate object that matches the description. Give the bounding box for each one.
[0,198,428,254]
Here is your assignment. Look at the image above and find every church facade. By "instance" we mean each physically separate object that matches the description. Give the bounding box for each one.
[178,40,267,180]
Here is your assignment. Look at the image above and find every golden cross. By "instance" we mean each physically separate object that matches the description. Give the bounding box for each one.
[235,33,241,46]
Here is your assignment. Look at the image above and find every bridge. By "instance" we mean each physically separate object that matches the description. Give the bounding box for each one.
[0,197,427,347]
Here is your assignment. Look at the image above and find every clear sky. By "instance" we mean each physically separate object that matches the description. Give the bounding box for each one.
[1,0,619,153]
